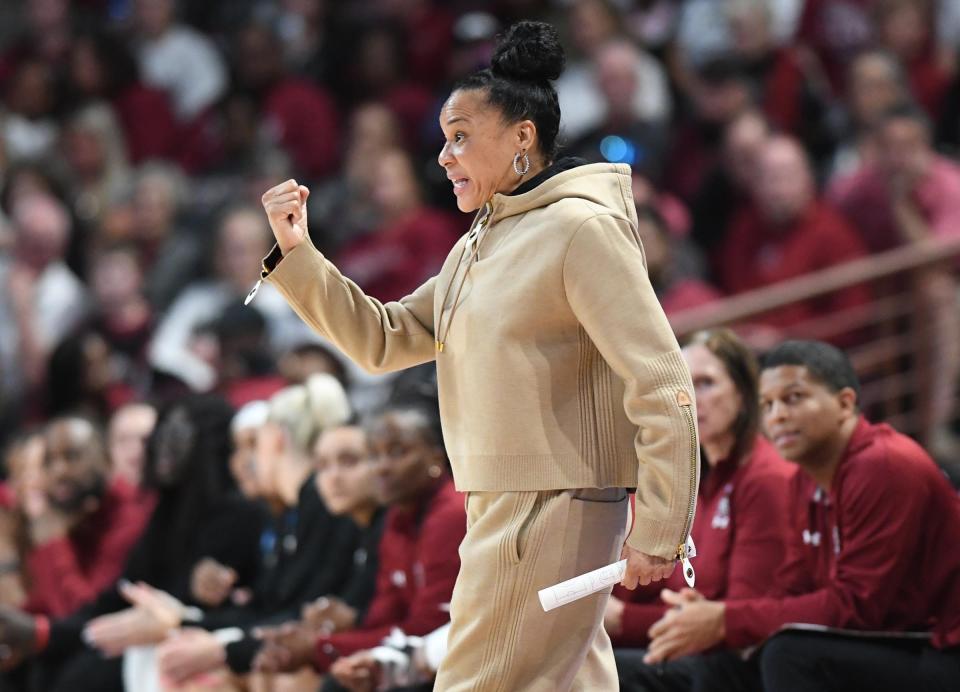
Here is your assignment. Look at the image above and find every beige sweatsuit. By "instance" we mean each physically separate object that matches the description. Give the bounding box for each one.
[263,162,699,690]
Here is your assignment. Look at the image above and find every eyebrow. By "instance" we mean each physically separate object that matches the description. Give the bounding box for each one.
[445,116,468,125]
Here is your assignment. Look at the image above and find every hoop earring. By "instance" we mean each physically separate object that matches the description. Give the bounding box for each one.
[513,151,531,176]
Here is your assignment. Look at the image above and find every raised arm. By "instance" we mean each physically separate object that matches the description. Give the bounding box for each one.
[260,180,439,374]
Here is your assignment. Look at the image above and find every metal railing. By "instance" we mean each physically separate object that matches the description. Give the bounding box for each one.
[669,236,960,450]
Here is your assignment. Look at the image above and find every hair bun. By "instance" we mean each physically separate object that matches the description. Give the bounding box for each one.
[491,21,565,83]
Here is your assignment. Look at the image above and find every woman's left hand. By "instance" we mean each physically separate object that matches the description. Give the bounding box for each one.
[619,544,675,589]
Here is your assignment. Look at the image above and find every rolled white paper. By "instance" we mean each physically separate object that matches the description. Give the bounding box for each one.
[538,559,628,612]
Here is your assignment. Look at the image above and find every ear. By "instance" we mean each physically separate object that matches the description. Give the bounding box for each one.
[837,387,858,418]
[515,119,537,151]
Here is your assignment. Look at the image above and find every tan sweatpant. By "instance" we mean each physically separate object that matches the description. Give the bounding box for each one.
[434,487,628,692]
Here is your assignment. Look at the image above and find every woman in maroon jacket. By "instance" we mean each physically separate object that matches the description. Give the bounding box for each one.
[611,328,794,691]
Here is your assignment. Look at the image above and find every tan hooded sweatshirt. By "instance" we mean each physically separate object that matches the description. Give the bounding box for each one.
[261,162,699,561]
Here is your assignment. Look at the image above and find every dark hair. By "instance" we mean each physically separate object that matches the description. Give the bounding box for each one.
[761,340,861,403]
[635,203,670,238]
[455,21,565,161]
[75,29,141,96]
[876,100,932,137]
[365,404,445,457]
[142,394,236,567]
[686,329,760,463]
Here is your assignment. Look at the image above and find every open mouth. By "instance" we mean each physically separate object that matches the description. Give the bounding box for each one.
[451,178,470,195]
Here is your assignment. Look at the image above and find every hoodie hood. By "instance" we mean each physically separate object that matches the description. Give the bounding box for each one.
[487,161,637,226]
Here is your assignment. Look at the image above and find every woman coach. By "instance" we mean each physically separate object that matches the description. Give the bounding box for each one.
[257,21,698,690]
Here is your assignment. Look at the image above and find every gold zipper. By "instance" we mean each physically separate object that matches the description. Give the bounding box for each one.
[675,389,698,586]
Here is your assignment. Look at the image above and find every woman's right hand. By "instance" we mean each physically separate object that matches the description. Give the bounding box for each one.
[261,179,311,255]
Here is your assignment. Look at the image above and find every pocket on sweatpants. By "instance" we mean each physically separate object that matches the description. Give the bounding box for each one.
[570,487,628,503]
[506,492,546,564]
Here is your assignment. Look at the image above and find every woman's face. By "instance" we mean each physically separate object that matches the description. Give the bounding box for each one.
[367,416,439,506]
[438,89,530,213]
[229,427,261,499]
[313,426,376,516]
[153,407,196,487]
[683,344,743,452]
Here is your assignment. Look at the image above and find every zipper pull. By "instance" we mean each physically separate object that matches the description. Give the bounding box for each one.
[244,279,263,306]
[678,535,697,588]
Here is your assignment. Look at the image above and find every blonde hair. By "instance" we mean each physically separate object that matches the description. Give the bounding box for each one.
[267,374,351,454]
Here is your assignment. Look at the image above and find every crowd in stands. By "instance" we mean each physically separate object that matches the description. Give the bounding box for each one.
[0,0,958,690]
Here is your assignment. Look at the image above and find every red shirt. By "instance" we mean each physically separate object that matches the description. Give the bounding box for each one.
[612,437,794,647]
[336,208,460,303]
[112,84,178,164]
[263,79,340,180]
[313,478,465,671]
[716,201,870,340]
[829,156,960,253]
[24,479,153,617]
[725,418,960,650]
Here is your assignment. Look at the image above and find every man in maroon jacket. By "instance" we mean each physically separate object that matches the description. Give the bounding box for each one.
[23,417,152,617]
[253,407,465,688]
[642,340,960,692]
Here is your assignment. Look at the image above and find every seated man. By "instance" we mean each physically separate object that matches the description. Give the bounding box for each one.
[253,407,466,691]
[23,416,152,617]
[642,340,960,692]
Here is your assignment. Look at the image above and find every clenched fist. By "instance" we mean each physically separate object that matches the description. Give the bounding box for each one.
[261,179,311,255]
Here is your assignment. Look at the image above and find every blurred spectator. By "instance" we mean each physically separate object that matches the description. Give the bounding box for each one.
[147,204,304,392]
[278,341,350,393]
[717,136,870,341]
[273,0,329,75]
[230,20,341,181]
[829,102,960,252]
[612,329,794,688]
[21,417,152,618]
[132,0,227,123]
[60,103,131,229]
[675,0,804,69]
[0,432,44,609]
[118,161,202,311]
[377,0,455,90]
[2,432,45,517]
[6,395,263,691]
[664,58,755,201]
[87,243,154,382]
[311,102,404,255]
[0,193,89,402]
[0,0,74,88]
[873,0,948,118]
[336,148,459,302]
[568,39,668,178]
[635,204,721,320]
[254,406,465,682]
[726,0,823,140]
[795,0,877,96]
[556,0,671,140]
[67,29,178,164]
[229,399,269,501]
[827,49,909,179]
[690,109,771,257]
[337,19,435,149]
[45,329,133,421]
[106,402,156,492]
[213,300,287,408]
[1,57,60,162]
